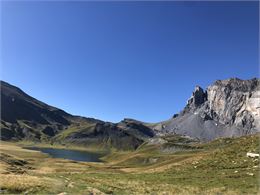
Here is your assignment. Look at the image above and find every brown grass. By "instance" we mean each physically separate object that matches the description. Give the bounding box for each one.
[0,174,57,193]
[0,134,259,194]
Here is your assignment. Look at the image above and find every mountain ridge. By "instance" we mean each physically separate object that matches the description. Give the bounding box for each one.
[1,78,259,149]
[151,77,260,140]
[0,81,154,149]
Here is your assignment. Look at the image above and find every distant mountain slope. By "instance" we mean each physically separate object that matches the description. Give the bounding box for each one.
[55,119,154,150]
[0,81,154,149]
[151,78,260,140]
[1,81,76,125]
[1,81,99,139]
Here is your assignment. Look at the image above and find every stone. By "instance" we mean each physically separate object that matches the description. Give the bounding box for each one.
[154,78,260,141]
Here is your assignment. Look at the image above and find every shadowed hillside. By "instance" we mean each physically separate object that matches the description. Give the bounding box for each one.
[0,81,154,150]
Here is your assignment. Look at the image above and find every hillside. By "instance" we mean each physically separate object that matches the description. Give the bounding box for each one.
[0,133,259,194]
[0,81,154,150]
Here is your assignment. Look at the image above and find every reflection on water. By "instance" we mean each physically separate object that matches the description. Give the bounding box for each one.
[24,147,104,162]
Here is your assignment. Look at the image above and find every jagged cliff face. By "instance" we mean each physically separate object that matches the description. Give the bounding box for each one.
[185,86,207,110]
[206,78,259,131]
[153,78,260,140]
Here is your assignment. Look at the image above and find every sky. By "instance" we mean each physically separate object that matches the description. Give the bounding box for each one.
[1,1,259,123]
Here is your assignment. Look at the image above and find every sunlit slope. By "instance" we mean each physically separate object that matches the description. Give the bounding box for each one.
[0,133,259,194]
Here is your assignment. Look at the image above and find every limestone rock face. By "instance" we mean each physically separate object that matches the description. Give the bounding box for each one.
[206,78,259,131]
[153,78,260,140]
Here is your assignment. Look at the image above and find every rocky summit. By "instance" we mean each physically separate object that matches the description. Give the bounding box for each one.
[152,78,260,140]
[1,78,259,148]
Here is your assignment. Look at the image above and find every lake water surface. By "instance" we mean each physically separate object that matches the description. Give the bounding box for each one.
[24,147,104,162]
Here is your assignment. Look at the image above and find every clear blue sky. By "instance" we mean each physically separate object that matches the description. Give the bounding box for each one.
[1,1,259,123]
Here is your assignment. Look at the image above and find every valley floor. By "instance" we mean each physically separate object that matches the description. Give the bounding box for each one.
[0,134,259,195]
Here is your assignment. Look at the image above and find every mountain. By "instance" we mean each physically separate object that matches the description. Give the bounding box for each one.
[0,81,154,149]
[1,81,98,139]
[1,78,259,149]
[151,78,260,140]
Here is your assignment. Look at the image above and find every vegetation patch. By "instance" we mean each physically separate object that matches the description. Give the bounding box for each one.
[0,134,259,194]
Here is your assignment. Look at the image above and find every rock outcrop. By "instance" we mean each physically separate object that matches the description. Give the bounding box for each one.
[182,86,207,114]
[206,78,259,131]
[152,78,260,140]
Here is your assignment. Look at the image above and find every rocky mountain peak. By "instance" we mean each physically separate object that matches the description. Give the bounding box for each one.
[192,86,207,107]
[155,78,260,141]
[183,85,207,113]
[212,77,259,92]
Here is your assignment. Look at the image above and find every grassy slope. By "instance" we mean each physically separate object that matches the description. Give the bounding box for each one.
[53,123,96,141]
[0,134,259,194]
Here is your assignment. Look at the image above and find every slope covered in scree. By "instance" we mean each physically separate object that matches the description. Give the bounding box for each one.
[151,78,260,140]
